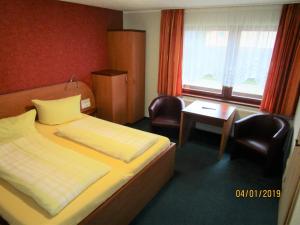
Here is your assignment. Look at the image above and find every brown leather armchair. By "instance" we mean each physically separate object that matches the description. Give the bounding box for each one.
[148,96,185,130]
[231,113,289,175]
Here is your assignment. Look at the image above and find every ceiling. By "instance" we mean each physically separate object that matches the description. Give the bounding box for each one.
[60,0,298,11]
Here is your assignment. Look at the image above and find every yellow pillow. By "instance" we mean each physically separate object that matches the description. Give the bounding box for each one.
[32,95,82,125]
[0,109,37,143]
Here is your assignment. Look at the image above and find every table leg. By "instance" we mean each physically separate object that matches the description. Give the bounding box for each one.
[179,113,195,147]
[179,112,185,147]
[219,111,236,158]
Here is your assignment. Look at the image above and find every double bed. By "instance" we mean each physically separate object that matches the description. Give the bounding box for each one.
[0,81,176,225]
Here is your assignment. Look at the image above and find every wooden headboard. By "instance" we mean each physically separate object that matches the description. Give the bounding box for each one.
[0,81,96,119]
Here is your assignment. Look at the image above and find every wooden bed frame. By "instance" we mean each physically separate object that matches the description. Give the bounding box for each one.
[0,82,176,225]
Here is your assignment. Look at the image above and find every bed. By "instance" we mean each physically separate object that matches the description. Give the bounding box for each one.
[0,81,176,225]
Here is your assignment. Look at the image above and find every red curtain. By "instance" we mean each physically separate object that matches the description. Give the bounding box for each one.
[157,9,184,96]
[260,4,300,117]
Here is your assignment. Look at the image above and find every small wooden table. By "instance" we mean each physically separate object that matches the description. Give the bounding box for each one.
[179,100,236,158]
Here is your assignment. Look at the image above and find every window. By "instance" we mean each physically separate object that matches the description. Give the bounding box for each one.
[182,6,282,105]
[183,30,228,94]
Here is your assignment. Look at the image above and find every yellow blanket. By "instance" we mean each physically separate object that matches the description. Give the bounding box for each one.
[0,133,111,216]
[56,116,159,163]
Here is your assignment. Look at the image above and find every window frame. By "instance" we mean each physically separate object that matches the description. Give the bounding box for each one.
[182,86,261,106]
[182,28,277,106]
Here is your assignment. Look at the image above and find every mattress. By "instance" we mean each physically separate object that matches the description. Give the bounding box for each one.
[0,116,170,225]
[35,116,171,176]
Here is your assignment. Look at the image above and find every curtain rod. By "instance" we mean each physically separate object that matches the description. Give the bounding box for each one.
[123,3,288,14]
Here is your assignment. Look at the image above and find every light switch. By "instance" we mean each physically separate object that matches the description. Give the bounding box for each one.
[81,98,91,109]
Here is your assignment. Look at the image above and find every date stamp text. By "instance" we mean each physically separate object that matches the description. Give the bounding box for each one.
[235,189,281,198]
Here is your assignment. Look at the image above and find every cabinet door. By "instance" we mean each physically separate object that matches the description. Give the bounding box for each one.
[127,32,145,123]
[111,75,127,125]
[278,146,300,225]
[92,74,127,124]
[108,31,145,123]
[92,75,113,121]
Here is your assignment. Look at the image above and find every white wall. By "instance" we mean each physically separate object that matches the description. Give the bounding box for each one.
[123,11,161,117]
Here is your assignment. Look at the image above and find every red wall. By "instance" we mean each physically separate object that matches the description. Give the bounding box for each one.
[0,0,123,95]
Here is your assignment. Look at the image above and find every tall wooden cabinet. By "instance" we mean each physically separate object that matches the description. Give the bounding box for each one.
[92,70,127,125]
[107,30,145,124]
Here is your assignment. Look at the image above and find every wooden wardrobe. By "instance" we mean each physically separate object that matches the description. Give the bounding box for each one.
[107,30,145,124]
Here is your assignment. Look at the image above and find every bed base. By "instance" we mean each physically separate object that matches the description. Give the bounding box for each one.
[80,143,176,225]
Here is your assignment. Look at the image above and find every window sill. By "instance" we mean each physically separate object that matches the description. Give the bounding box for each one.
[182,92,260,109]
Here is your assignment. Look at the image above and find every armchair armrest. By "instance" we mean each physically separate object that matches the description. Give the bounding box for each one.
[267,116,289,158]
[268,127,289,159]
[272,118,289,141]
[148,98,162,120]
[271,116,289,143]
[178,97,185,110]
[273,127,288,140]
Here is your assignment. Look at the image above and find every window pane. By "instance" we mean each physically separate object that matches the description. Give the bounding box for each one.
[182,30,228,93]
[232,31,276,99]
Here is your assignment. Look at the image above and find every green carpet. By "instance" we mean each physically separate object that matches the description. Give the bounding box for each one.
[128,119,281,225]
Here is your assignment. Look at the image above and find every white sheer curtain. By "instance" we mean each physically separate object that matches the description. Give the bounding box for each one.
[182,5,282,98]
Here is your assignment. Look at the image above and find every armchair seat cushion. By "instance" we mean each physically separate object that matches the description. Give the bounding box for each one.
[235,137,270,156]
[151,115,180,128]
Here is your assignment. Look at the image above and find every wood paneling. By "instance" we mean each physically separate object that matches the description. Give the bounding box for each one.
[0,81,96,119]
[92,71,127,124]
[107,31,146,123]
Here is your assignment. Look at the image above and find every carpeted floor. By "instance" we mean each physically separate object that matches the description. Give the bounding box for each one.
[128,118,281,225]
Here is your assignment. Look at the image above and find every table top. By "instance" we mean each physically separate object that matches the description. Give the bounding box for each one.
[182,100,236,121]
